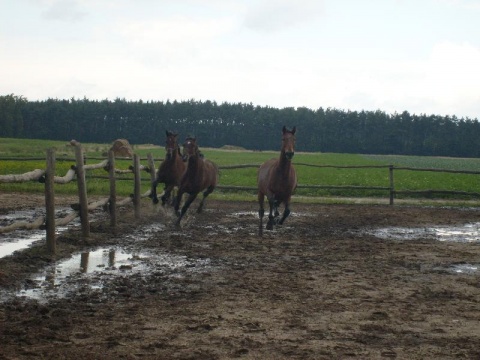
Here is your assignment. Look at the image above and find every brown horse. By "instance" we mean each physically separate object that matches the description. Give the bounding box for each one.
[174,136,219,226]
[150,130,186,206]
[257,126,297,236]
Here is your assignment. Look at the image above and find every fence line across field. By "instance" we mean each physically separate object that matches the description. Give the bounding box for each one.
[2,146,480,255]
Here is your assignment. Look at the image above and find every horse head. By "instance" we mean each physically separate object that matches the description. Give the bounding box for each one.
[182,136,200,161]
[282,126,296,160]
[165,130,179,160]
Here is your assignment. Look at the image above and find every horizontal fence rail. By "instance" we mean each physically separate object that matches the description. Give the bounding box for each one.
[2,149,480,256]
[0,142,153,255]
[3,158,480,200]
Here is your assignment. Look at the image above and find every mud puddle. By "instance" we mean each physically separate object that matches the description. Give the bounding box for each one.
[2,221,212,304]
[0,207,105,258]
[367,222,480,243]
[14,246,208,303]
[366,223,480,275]
[447,263,479,274]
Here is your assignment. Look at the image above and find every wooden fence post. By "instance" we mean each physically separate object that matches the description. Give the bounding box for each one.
[389,165,395,205]
[73,141,90,238]
[133,154,141,219]
[108,150,117,228]
[45,148,56,255]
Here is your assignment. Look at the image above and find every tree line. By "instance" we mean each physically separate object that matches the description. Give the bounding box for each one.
[1,94,479,157]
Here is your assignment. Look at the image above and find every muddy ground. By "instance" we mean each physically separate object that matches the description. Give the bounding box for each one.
[1,192,480,359]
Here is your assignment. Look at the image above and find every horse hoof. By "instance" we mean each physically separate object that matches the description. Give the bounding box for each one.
[266,223,273,231]
[152,198,159,205]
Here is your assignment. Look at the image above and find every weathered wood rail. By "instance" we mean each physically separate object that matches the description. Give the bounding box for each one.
[216,163,480,204]
[0,141,155,255]
[2,149,480,255]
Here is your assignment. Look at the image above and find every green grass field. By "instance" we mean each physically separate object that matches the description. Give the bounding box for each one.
[1,138,480,204]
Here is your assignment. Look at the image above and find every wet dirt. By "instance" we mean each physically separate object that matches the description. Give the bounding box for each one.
[1,192,480,359]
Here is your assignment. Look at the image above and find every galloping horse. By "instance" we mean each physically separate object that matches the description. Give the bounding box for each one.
[174,136,218,226]
[257,126,297,236]
[150,130,186,206]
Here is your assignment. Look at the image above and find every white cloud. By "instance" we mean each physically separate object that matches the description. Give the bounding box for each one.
[243,0,324,32]
[41,0,88,21]
[1,0,479,118]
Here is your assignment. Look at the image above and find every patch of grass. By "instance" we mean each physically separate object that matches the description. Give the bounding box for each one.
[1,138,480,203]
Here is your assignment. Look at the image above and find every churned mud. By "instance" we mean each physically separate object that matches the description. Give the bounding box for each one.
[1,192,480,359]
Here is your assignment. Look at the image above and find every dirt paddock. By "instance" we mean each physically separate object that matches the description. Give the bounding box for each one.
[1,193,480,359]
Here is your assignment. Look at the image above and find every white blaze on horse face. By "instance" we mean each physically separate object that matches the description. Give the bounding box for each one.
[184,140,196,157]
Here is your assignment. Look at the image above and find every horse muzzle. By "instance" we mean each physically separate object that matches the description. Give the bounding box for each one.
[285,151,294,160]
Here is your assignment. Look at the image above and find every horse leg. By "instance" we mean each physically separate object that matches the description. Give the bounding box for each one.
[258,192,265,236]
[278,200,291,225]
[175,192,198,226]
[197,185,214,213]
[266,198,275,231]
[161,184,173,206]
[170,188,178,207]
[150,180,159,204]
[273,200,280,223]
[174,188,184,218]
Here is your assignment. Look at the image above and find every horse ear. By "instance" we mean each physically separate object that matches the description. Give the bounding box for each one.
[282,125,287,134]
[292,126,296,135]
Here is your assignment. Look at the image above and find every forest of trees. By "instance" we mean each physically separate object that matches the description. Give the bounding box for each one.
[1,94,479,157]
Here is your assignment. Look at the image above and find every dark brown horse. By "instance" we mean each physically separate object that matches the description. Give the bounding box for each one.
[257,126,297,236]
[150,130,186,206]
[174,136,218,226]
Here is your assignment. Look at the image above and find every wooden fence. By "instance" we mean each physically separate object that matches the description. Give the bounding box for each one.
[216,163,480,205]
[2,144,480,255]
[0,141,156,255]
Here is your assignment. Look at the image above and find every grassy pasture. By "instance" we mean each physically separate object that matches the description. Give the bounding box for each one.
[1,138,480,204]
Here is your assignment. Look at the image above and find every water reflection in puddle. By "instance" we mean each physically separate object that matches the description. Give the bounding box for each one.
[367,224,480,276]
[449,264,478,274]
[0,233,45,258]
[15,246,209,302]
[0,225,75,259]
[368,223,480,243]
[0,207,93,259]
[433,263,479,275]
[228,211,314,218]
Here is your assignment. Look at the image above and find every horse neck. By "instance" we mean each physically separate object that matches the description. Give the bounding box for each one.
[166,146,181,163]
[187,153,201,173]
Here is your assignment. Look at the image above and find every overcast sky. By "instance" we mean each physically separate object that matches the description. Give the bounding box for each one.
[1,0,479,118]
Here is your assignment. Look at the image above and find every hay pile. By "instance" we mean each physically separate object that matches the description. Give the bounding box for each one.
[110,139,134,157]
